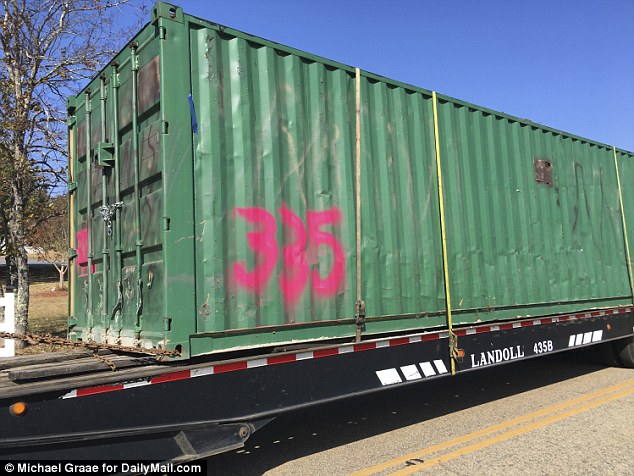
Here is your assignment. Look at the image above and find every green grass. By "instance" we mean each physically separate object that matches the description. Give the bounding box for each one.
[28,282,69,334]
[13,282,69,354]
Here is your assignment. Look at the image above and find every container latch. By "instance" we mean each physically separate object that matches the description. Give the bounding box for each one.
[100,202,124,236]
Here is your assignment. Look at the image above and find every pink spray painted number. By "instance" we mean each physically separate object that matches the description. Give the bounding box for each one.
[232,208,279,294]
[75,228,95,276]
[278,206,310,308]
[233,206,346,308]
[307,208,346,297]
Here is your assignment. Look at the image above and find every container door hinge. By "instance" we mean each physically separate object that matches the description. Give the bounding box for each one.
[68,249,77,260]
[159,26,167,40]
[161,120,169,134]
[68,181,78,193]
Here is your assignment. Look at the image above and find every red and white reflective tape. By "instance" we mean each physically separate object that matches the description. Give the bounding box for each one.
[61,306,633,399]
[452,307,632,337]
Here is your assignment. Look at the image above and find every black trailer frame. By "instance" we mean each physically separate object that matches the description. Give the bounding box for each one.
[1,307,633,461]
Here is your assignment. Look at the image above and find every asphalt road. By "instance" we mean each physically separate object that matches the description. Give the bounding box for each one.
[206,346,634,475]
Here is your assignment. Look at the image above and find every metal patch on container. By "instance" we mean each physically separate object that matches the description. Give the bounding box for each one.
[120,139,133,191]
[534,158,553,185]
[118,79,132,128]
[140,121,162,181]
[91,105,102,149]
[76,121,86,159]
[138,56,160,114]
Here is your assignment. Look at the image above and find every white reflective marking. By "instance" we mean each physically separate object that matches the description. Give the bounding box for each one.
[513,323,522,329]
[433,360,449,374]
[490,325,500,331]
[438,331,450,339]
[419,362,436,377]
[568,335,576,347]
[296,351,314,360]
[575,334,583,346]
[400,364,422,381]
[61,390,77,399]
[409,336,422,343]
[191,367,214,377]
[376,369,402,386]
[247,358,267,368]
[582,332,593,344]
[339,345,354,353]
[123,380,152,388]
[466,329,476,335]
[376,341,390,348]
[592,330,603,342]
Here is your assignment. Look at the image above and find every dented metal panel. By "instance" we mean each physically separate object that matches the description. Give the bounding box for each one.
[190,28,357,337]
[67,2,634,358]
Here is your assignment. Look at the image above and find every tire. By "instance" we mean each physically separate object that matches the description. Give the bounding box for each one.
[613,336,634,368]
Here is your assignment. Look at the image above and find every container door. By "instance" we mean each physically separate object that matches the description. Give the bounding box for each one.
[70,30,167,349]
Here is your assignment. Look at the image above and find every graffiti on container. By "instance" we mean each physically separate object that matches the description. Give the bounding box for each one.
[76,228,95,276]
[233,206,346,308]
[232,208,279,294]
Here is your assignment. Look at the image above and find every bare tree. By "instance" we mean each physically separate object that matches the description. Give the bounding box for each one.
[0,0,147,347]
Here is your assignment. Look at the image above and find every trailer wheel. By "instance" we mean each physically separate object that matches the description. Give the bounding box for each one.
[613,336,634,368]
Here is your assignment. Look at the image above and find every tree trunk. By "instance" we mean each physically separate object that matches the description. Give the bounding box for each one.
[0,282,4,322]
[13,246,29,348]
[56,264,67,290]
[9,177,29,349]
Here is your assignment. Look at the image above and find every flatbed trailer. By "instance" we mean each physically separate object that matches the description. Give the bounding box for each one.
[1,309,633,460]
[2,1,634,462]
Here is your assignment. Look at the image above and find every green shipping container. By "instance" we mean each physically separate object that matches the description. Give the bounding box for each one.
[67,2,634,358]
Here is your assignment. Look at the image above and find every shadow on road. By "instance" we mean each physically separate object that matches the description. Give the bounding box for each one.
[206,347,611,475]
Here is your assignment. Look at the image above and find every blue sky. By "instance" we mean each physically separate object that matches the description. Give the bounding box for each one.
[177,0,633,152]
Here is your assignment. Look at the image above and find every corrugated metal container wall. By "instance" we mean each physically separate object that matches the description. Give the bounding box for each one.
[67,3,634,357]
[615,149,634,286]
[357,81,445,333]
[190,28,359,347]
[437,99,631,323]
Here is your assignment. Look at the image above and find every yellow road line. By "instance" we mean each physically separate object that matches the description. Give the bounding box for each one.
[389,385,634,475]
[350,378,634,476]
